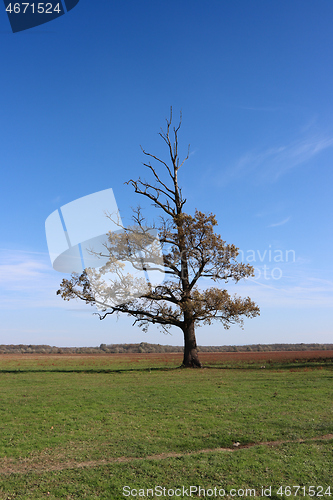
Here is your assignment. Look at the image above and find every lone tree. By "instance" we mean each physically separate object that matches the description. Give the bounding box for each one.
[57,110,260,367]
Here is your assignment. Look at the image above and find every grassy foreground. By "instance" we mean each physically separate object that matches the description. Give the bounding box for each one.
[0,355,332,499]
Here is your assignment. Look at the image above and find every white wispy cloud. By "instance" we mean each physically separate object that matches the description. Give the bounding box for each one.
[0,249,68,309]
[0,249,51,289]
[267,216,291,228]
[228,134,333,183]
[224,263,333,309]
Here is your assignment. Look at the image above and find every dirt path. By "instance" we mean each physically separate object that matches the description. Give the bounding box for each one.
[0,434,332,476]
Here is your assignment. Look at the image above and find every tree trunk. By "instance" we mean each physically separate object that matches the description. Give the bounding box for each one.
[182,321,202,368]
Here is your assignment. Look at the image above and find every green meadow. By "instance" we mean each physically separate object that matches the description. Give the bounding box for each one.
[0,355,332,499]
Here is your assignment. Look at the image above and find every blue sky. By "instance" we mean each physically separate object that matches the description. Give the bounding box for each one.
[1,0,333,347]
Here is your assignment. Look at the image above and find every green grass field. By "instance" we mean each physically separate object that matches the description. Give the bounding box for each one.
[0,354,332,499]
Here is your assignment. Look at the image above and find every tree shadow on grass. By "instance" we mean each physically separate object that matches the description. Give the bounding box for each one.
[0,359,332,374]
[0,366,184,374]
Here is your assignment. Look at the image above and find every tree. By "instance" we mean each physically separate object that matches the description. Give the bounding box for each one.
[57,109,260,367]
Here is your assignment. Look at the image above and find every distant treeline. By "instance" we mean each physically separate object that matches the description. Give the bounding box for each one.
[0,342,332,354]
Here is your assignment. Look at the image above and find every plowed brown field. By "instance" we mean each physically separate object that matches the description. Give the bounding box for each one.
[112,349,333,366]
[100,349,333,364]
[196,349,333,364]
[0,349,332,369]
